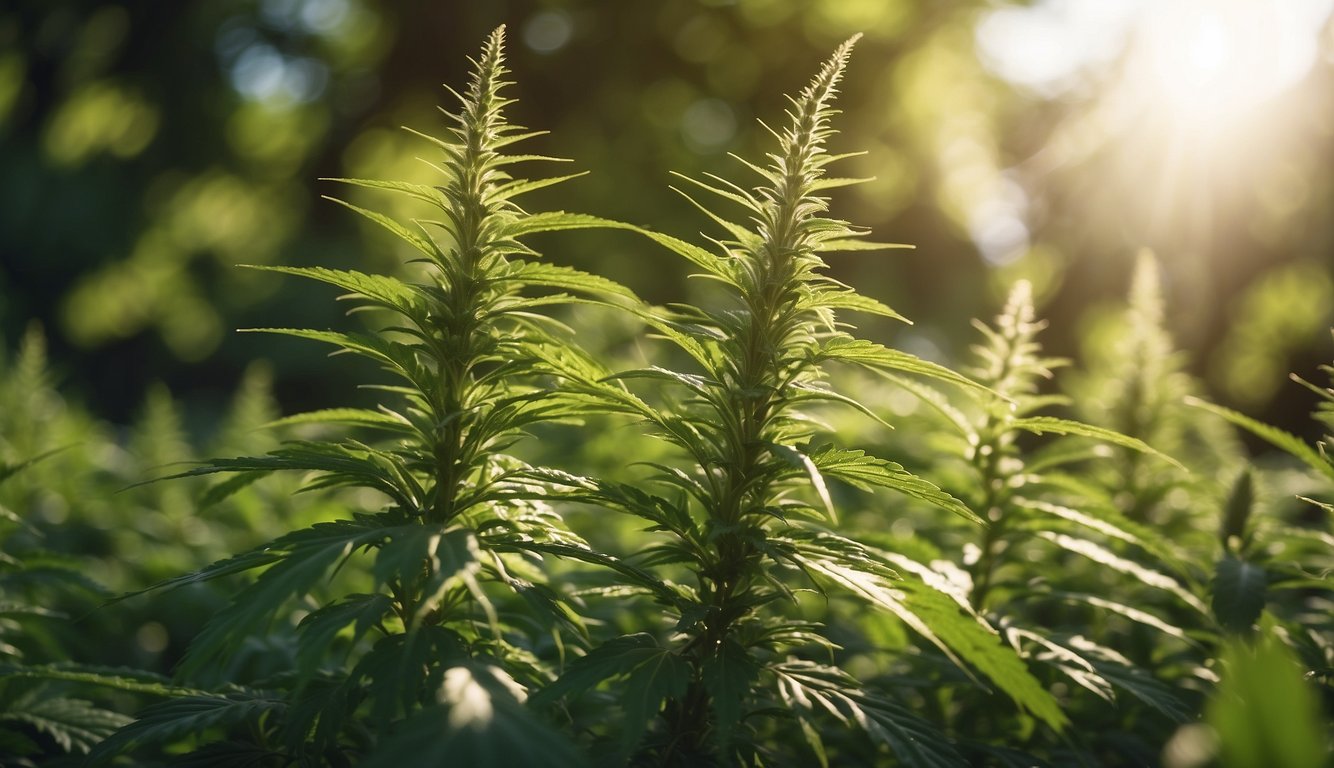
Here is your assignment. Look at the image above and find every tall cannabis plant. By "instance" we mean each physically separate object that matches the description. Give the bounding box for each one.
[947,282,1188,613]
[1188,334,1334,677]
[889,281,1206,758]
[1067,250,1237,523]
[531,38,1067,767]
[92,26,634,765]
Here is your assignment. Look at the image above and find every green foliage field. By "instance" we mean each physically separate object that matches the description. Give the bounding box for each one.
[1,16,1331,768]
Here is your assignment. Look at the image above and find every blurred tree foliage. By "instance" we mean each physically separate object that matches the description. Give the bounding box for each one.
[1,0,1331,431]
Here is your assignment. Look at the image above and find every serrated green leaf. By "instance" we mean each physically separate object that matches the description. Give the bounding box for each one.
[197,471,267,510]
[701,639,760,748]
[618,642,692,754]
[1009,416,1186,471]
[89,694,282,763]
[0,697,131,755]
[242,264,428,320]
[814,338,988,394]
[178,520,414,680]
[242,328,430,392]
[809,446,982,524]
[632,228,738,284]
[486,171,588,204]
[1212,555,1267,633]
[324,196,439,258]
[891,580,1068,731]
[503,210,633,238]
[800,289,910,323]
[362,665,588,768]
[322,176,444,207]
[771,661,967,767]
[496,261,640,303]
[533,633,690,755]
[266,407,415,434]
[1012,497,1184,570]
[1037,532,1207,613]
[1186,397,1334,483]
[488,541,687,607]
[1041,592,1194,645]
[813,238,914,252]
[1008,628,1190,722]
[295,593,394,678]
[769,442,836,522]
[0,664,205,698]
[144,441,424,511]
[349,627,467,724]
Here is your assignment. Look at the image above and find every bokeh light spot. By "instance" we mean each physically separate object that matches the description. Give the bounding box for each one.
[523,11,574,54]
[681,98,736,152]
[136,622,169,654]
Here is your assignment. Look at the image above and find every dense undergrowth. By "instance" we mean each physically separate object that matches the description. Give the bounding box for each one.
[0,27,1330,767]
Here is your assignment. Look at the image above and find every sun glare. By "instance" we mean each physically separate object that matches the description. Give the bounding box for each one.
[1134,0,1332,126]
[974,0,1333,255]
[977,0,1334,127]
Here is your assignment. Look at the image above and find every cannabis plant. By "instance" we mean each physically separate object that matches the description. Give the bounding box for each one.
[1189,336,1334,680]
[89,26,641,765]
[0,451,138,764]
[1067,251,1238,524]
[876,281,1213,759]
[525,38,1069,767]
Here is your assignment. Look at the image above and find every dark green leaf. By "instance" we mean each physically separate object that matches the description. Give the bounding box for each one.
[89,693,281,763]
[362,665,588,768]
[1212,555,1267,633]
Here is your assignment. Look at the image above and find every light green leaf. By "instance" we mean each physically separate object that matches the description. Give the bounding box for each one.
[242,264,428,319]
[322,176,444,207]
[632,227,738,283]
[1009,416,1186,471]
[801,290,910,323]
[1209,636,1329,768]
[0,664,205,699]
[323,196,439,258]
[1186,397,1334,483]
[1012,497,1184,569]
[1037,532,1206,613]
[769,442,837,522]
[812,238,914,253]
[497,261,640,303]
[266,408,415,434]
[809,446,982,525]
[1041,592,1194,644]
[487,171,588,203]
[503,211,633,238]
[815,338,988,394]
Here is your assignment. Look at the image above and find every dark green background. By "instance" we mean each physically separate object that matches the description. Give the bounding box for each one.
[2,0,1331,434]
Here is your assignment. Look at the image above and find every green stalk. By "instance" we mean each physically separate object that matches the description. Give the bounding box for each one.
[965,281,1047,610]
[669,36,861,760]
